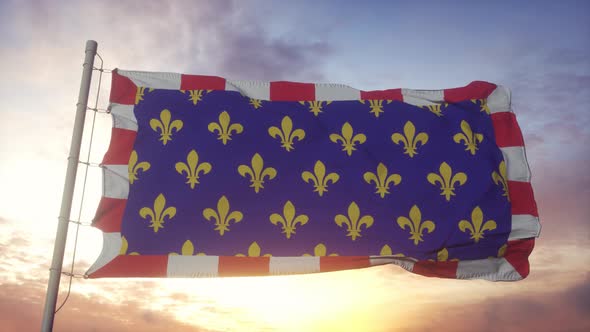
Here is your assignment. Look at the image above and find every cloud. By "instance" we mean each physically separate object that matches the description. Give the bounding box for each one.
[214,32,332,81]
[528,161,590,242]
[396,276,590,332]
[562,274,590,314]
[0,282,214,332]
[1,0,333,82]
[503,47,590,138]
[480,41,590,164]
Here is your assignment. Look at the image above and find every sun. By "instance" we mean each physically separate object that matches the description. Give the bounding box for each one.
[161,269,402,332]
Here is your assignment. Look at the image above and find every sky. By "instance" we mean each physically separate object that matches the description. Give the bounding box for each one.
[0,0,589,331]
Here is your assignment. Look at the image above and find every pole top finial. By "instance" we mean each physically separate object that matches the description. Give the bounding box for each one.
[85,40,98,53]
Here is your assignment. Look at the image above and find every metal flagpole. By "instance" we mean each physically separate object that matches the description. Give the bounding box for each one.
[40,40,98,332]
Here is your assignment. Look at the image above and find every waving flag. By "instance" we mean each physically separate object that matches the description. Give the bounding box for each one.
[87,70,539,281]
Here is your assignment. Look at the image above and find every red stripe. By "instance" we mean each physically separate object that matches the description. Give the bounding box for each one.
[412,260,459,278]
[491,112,525,147]
[93,197,126,232]
[218,257,270,276]
[110,69,137,105]
[360,88,403,101]
[270,81,315,101]
[180,74,226,90]
[88,255,168,278]
[102,128,136,165]
[508,181,539,216]
[503,238,535,279]
[444,81,497,103]
[319,256,371,272]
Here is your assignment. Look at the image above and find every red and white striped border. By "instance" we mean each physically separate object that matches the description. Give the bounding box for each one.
[87,69,539,280]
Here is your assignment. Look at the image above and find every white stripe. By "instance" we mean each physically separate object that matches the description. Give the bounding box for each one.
[500,146,531,182]
[402,89,444,106]
[456,257,522,281]
[86,232,122,275]
[487,85,512,114]
[509,215,541,240]
[167,255,219,277]
[315,84,360,101]
[103,165,129,199]
[225,80,270,100]
[369,256,416,272]
[118,69,181,90]
[269,257,320,275]
[110,103,137,131]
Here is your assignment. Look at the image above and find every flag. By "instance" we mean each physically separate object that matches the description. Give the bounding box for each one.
[86,70,539,281]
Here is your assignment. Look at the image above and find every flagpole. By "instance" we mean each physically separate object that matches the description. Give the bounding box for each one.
[40,40,98,332]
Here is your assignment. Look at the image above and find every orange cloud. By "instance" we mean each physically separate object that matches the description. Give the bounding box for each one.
[400,275,590,332]
[1,273,589,332]
[0,282,210,332]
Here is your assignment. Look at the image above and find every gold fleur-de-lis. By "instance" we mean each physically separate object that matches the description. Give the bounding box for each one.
[334,202,374,241]
[427,162,467,201]
[380,245,392,256]
[421,103,448,117]
[453,120,484,155]
[330,122,367,156]
[203,195,243,236]
[120,236,139,255]
[471,99,490,114]
[139,193,176,233]
[238,153,277,193]
[128,150,150,184]
[269,201,309,239]
[492,161,509,200]
[437,248,449,261]
[391,121,428,158]
[169,240,206,256]
[303,243,338,256]
[301,160,340,196]
[149,109,183,145]
[236,242,272,257]
[268,116,306,151]
[458,206,497,242]
[208,111,243,145]
[181,89,211,105]
[299,101,332,116]
[359,100,392,118]
[249,98,262,109]
[363,163,402,198]
[397,205,435,245]
[379,244,405,257]
[427,248,459,262]
[175,150,212,189]
[135,87,154,105]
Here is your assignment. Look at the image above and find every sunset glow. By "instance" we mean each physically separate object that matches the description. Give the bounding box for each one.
[1,1,589,331]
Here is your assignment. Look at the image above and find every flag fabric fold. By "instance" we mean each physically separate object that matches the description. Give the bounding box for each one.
[87,69,539,281]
